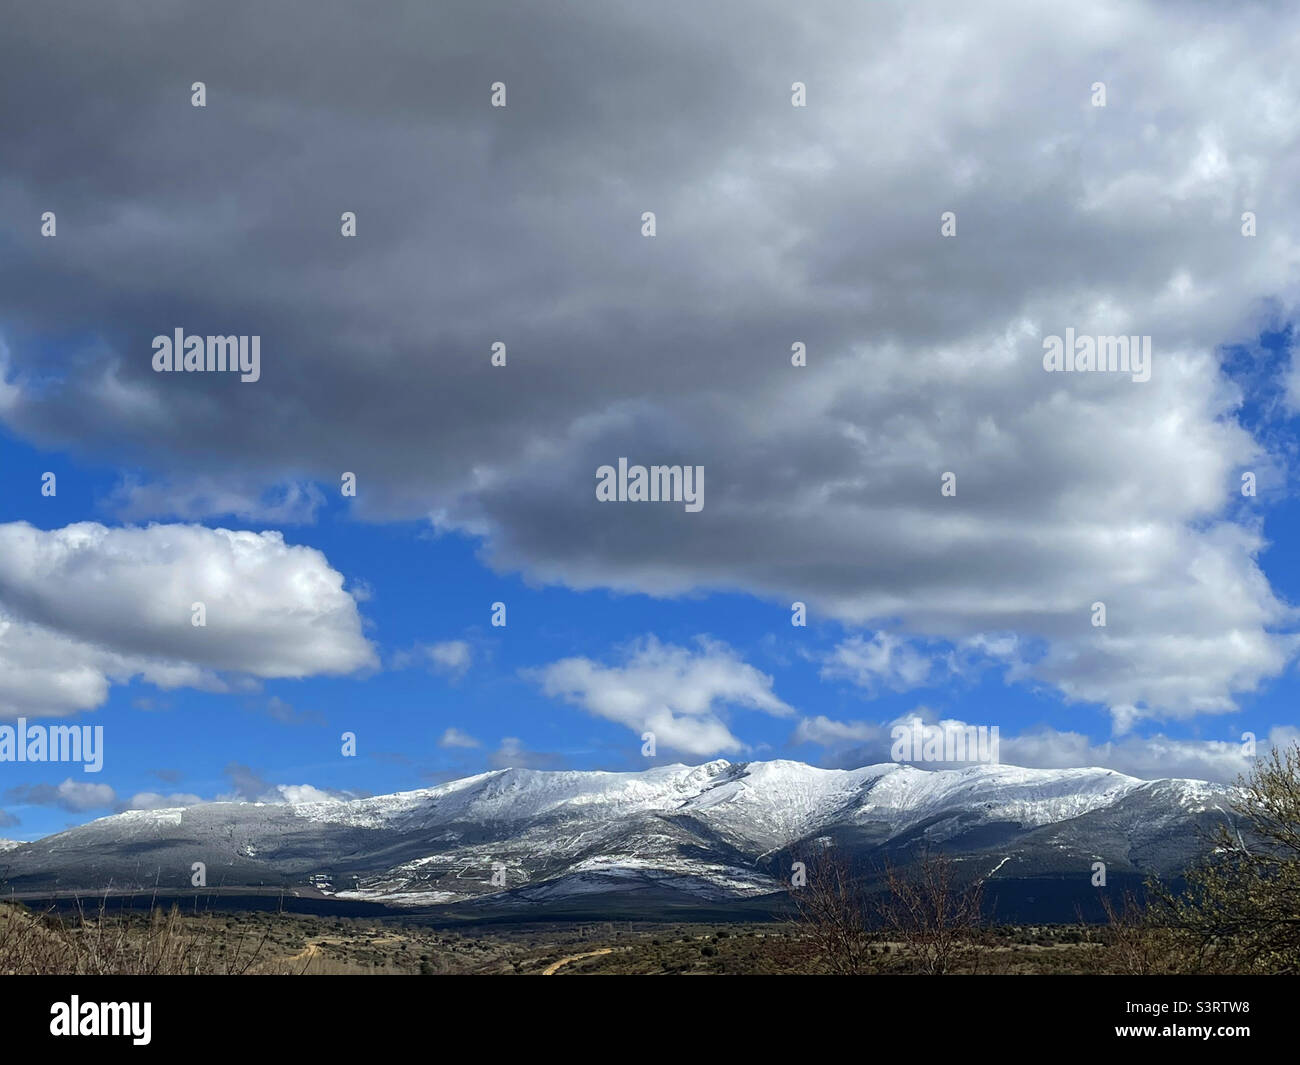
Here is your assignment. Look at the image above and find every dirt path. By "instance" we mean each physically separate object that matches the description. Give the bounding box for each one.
[286,942,323,967]
[541,948,614,975]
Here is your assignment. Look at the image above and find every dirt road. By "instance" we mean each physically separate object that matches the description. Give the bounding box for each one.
[541,948,614,975]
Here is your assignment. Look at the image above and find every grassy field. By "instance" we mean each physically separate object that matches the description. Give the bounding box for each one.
[0,901,1126,974]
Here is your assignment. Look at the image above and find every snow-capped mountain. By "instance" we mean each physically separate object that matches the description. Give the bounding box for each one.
[0,759,1237,918]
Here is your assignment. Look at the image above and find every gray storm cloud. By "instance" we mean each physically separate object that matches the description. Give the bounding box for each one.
[1,0,1298,726]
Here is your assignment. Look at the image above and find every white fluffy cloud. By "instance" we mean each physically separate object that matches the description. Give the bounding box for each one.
[795,709,1298,784]
[532,636,794,756]
[438,727,480,749]
[273,784,346,805]
[0,522,376,717]
[821,633,935,693]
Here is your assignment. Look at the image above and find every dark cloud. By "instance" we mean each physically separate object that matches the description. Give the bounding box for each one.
[0,1,1297,725]
[4,780,116,812]
[222,762,270,801]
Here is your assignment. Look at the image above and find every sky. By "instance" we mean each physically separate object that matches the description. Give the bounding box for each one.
[2,0,1300,840]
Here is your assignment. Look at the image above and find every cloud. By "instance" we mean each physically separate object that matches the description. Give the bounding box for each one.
[221,763,270,802]
[13,773,356,813]
[0,809,18,828]
[796,708,1298,784]
[531,635,794,756]
[793,715,888,747]
[5,779,117,812]
[0,521,376,718]
[392,640,474,678]
[488,737,566,771]
[820,633,936,693]
[107,477,325,525]
[438,727,480,749]
[0,1,1298,728]
[261,696,325,727]
[424,640,472,678]
[0,618,119,719]
[273,784,347,805]
[218,764,355,804]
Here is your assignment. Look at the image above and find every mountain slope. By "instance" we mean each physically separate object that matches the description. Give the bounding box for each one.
[0,759,1236,918]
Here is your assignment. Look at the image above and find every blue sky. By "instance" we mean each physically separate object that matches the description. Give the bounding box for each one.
[3,0,1300,840]
[3,321,1298,840]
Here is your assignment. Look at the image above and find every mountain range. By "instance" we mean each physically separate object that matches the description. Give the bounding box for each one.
[0,759,1238,922]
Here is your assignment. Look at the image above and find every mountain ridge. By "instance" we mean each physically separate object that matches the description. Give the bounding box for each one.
[0,758,1237,920]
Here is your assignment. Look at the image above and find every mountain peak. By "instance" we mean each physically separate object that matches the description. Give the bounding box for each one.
[0,757,1233,920]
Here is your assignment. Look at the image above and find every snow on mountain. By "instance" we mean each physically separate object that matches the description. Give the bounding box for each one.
[849,763,1148,829]
[0,759,1236,913]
